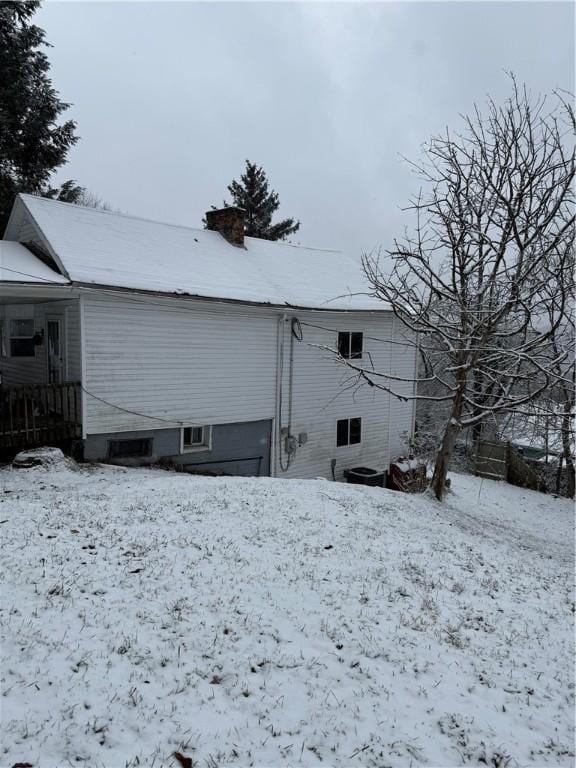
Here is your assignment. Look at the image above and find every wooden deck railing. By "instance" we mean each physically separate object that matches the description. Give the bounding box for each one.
[0,381,81,449]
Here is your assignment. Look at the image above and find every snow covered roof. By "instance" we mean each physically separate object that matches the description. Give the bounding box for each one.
[0,240,69,285]
[10,194,387,311]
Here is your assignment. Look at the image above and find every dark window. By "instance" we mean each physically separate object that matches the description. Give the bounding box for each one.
[336,419,349,447]
[337,417,362,447]
[108,439,152,459]
[350,332,363,359]
[349,417,362,444]
[10,338,35,357]
[338,331,363,359]
[10,319,35,357]
[185,427,201,445]
[337,332,350,358]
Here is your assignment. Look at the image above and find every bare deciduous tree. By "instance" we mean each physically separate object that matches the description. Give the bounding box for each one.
[500,275,575,498]
[345,79,575,500]
[539,235,575,496]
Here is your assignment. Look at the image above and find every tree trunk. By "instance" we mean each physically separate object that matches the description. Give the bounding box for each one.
[471,371,483,444]
[431,380,466,501]
[431,417,462,501]
[555,453,563,496]
[561,400,575,498]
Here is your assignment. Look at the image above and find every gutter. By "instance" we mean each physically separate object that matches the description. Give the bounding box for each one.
[74,282,392,314]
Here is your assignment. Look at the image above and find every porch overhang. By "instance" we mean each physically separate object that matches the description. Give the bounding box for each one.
[0,283,79,304]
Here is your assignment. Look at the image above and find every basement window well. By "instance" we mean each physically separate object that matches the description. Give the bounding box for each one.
[338,331,363,359]
[336,417,362,447]
[108,438,152,459]
[181,425,211,452]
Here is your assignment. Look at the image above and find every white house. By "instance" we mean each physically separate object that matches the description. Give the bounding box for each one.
[0,194,417,480]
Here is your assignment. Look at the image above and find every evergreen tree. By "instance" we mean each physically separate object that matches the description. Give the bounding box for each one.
[44,180,112,210]
[0,1,78,233]
[44,179,85,204]
[213,160,300,241]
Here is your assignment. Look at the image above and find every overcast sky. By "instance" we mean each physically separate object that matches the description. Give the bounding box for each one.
[39,1,574,256]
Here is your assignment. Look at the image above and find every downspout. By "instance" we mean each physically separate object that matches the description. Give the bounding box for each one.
[273,312,287,477]
[79,294,87,440]
[275,314,301,474]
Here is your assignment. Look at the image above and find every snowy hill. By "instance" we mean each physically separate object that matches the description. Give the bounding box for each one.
[1,465,573,767]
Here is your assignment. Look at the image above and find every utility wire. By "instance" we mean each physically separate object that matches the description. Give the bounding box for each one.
[80,386,206,427]
[0,264,69,284]
[299,321,416,349]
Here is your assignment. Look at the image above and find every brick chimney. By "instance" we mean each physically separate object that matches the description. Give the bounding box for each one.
[205,206,246,247]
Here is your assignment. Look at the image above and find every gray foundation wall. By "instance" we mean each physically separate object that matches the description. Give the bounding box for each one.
[83,419,272,477]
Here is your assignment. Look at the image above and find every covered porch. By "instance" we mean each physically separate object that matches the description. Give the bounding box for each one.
[0,241,82,452]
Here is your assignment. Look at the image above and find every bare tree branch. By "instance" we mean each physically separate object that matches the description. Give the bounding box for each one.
[349,78,575,499]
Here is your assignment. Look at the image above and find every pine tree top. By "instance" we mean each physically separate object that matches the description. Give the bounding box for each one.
[210,160,300,242]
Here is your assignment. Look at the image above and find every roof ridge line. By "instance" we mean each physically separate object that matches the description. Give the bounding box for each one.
[19,193,212,236]
[19,194,341,253]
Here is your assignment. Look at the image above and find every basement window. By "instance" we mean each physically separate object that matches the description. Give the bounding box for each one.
[181,425,211,453]
[336,417,362,447]
[9,319,35,357]
[338,331,363,359]
[108,438,152,459]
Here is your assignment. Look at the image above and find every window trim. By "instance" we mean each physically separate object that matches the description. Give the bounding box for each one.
[337,331,363,360]
[8,317,36,358]
[180,425,212,454]
[336,417,362,448]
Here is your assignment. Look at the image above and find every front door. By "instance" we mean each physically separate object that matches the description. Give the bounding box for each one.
[46,318,64,384]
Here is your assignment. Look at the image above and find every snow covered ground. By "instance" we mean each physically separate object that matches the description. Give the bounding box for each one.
[1,464,574,768]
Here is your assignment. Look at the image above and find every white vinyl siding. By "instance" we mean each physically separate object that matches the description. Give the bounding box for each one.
[81,295,416,476]
[388,315,418,460]
[0,289,416,477]
[82,295,278,435]
[65,301,82,381]
[276,312,414,481]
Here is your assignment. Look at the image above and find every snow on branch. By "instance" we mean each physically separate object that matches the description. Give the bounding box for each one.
[347,78,575,498]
